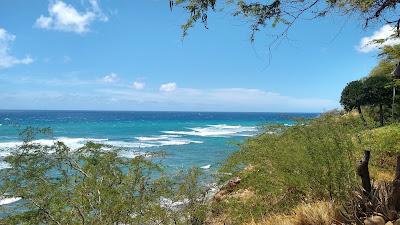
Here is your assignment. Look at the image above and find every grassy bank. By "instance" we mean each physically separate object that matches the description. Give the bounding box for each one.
[209,112,400,224]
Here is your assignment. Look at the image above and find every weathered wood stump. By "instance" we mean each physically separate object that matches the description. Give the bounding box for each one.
[357,150,372,196]
[391,155,400,211]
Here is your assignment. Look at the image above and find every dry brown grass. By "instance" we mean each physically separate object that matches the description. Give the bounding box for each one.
[292,201,336,225]
[230,189,256,202]
[245,215,294,225]
[371,168,395,182]
[243,201,336,225]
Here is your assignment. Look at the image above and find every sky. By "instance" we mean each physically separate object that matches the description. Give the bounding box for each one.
[0,0,397,112]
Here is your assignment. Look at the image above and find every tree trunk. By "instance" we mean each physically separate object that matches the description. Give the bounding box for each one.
[357,105,367,126]
[379,104,384,127]
[357,150,371,196]
[391,155,400,211]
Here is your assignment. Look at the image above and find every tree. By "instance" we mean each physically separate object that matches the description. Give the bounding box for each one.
[170,0,400,41]
[0,127,209,224]
[340,80,367,125]
[363,75,393,126]
[370,45,400,77]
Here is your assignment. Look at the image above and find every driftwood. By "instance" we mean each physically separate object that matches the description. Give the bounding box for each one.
[357,150,372,196]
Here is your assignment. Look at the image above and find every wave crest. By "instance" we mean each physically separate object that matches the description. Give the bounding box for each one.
[163,124,257,137]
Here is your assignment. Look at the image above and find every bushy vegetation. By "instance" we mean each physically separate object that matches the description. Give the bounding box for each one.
[341,75,395,126]
[0,127,210,225]
[210,113,365,224]
[362,124,400,154]
[341,44,400,127]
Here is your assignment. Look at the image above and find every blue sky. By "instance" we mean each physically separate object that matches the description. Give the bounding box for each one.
[0,0,395,112]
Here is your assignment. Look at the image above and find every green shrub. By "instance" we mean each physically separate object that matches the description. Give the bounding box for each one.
[214,114,363,224]
[361,123,400,154]
[0,128,209,225]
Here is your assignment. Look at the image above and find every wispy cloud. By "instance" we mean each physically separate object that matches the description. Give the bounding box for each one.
[35,0,108,33]
[160,82,177,92]
[357,25,400,53]
[132,81,145,90]
[0,75,337,112]
[97,87,337,112]
[100,73,118,83]
[0,28,33,69]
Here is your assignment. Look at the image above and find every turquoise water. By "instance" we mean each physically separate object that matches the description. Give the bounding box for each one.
[0,110,318,173]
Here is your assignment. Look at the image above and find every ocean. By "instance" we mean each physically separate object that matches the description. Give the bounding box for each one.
[0,110,318,173]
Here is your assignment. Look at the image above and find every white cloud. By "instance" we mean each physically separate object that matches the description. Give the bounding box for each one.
[132,81,145,90]
[160,82,177,92]
[34,0,108,33]
[357,25,400,53]
[96,87,337,112]
[0,74,337,112]
[88,0,108,22]
[101,73,118,83]
[0,28,33,69]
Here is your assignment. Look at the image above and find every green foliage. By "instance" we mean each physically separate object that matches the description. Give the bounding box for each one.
[0,128,210,224]
[340,80,365,111]
[369,44,400,78]
[340,75,395,126]
[363,76,394,126]
[170,0,400,41]
[363,75,393,107]
[370,44,400,78]
[341,76,393,111]
[173,168,210,225]
[361,123,400,153]
[214,113,363,224]
[369,60,396,78]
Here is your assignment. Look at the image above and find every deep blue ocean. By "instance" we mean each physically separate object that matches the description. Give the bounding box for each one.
[0,110,318,173]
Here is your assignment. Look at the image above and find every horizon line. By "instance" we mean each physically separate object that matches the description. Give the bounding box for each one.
[0,109,322,114]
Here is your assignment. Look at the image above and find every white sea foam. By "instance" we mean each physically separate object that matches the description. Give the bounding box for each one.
[136,136,166,141]
[0,134,203,164]
[0,141,21,149]
[136,135,181,141]
[163,124,257,137]
[160,182,219,210]
[158,139,203,146]
[200,164,211,169]
[135,135,203,147]
[0,161,11,170]
[0,197,21,205]
[208,124,241,129]
[284,123,294,127]
[0,134,202,153]
[0,138,109,150]
[105,141,157,148]
[119,151,146,159]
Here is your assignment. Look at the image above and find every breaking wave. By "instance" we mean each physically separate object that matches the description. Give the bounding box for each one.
[0,134,204,164]
[0,197,21,206]
[200,164,211,169]
[135,135,203,147]
[162,124,257,137]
